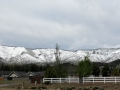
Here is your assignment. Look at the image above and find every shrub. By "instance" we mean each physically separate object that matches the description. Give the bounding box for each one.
[17,87,20,89]
[92,87,104,90]
[83,87,90,90]
[99,87,104,90]
[60,87,66,90]
[60,87,76,90]
[30,87,37,89]
[66,87,73,90]
[71,86,75,89]
[92,87,99,90]
[44,81,51,85]
[38,86,47,89]
[78,88,82,90]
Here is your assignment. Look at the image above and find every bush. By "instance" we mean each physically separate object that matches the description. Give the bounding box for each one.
[78,88,82,90]
[92,87,104,90]
[60,87,66,90]
[83,87,90,90]
[92,87,99,90]
[44,81,51,85]
[17,87,20,89]
[66,87,74,90]
[38,86,47,89]
[30,87,37,89]
[99,87,104,90]
[60,87,76,90]
[71,86,75,89]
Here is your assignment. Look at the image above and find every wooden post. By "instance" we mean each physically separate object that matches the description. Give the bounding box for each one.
[60,78,61,83]
[115,77,116,84]
[69,77,70,83]
[104,77,105,83]
[21,82,24,89]
[93,77,94,83]
[51,78,52,83]
[83,77,84,84]
[35,81,37,85]
[43,78,44,83]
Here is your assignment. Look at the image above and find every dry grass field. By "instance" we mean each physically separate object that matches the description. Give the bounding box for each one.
[0,81,120,90]
[0,78,120,90]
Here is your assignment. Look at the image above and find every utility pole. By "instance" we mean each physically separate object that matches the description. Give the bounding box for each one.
[54,44,61,77]
[55,44,60,66]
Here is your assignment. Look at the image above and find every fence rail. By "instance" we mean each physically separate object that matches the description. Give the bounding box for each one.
[43,78,79,83]
[43,77,120,84]
[83,77,120,84]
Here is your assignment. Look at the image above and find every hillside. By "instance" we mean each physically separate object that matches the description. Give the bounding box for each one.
[0,46,120,65]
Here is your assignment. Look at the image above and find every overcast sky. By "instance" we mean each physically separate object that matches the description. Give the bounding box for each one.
[0,0,120,50]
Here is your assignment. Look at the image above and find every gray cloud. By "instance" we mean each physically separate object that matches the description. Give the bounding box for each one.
[0,0,120,50]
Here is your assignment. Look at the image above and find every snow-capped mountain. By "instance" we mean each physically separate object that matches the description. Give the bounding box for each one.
[0,45,120,64]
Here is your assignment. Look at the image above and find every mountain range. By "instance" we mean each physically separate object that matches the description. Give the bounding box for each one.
[0,45,120,65]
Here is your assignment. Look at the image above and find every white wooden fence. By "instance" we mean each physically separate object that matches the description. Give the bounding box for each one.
[83,77,120,84]
[43,78,79,83]
[43,77,120,84]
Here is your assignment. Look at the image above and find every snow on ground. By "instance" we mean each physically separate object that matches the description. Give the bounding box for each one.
[0,45,120,64]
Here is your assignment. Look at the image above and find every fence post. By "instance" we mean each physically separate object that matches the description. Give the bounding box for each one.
[79,76,83,84]
[83,77,84,84]
[115,77,116,84]
[93,77,94,83]
[104,77,105,83]
[60,78,61,83]
[43,78,44,83]
[51,78,52,83]
[69,77,70,83]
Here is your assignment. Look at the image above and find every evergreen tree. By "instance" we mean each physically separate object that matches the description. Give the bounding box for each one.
[45,66,57,78]
[78,56,92,77]
[30,64,38,71]
[111,67,120,76]
[92,63,100,76]
[1,64,4,71]
[102,64,111,77]
[4,65,10,71]
[38,66,43,71]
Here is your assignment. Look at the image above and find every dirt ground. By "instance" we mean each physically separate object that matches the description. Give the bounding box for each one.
[42,83,120,90]
[0,82,120,90]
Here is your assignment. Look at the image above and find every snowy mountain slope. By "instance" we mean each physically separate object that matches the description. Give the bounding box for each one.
[0,46,120,64]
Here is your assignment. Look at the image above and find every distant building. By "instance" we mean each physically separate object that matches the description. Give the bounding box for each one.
[0,71,45,80]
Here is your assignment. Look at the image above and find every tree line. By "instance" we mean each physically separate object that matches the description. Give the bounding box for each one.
[44,44,120,78]
[0,56,120,77]
[78,56,120,77]
[0,64,47,72]
[45,56,120,78]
